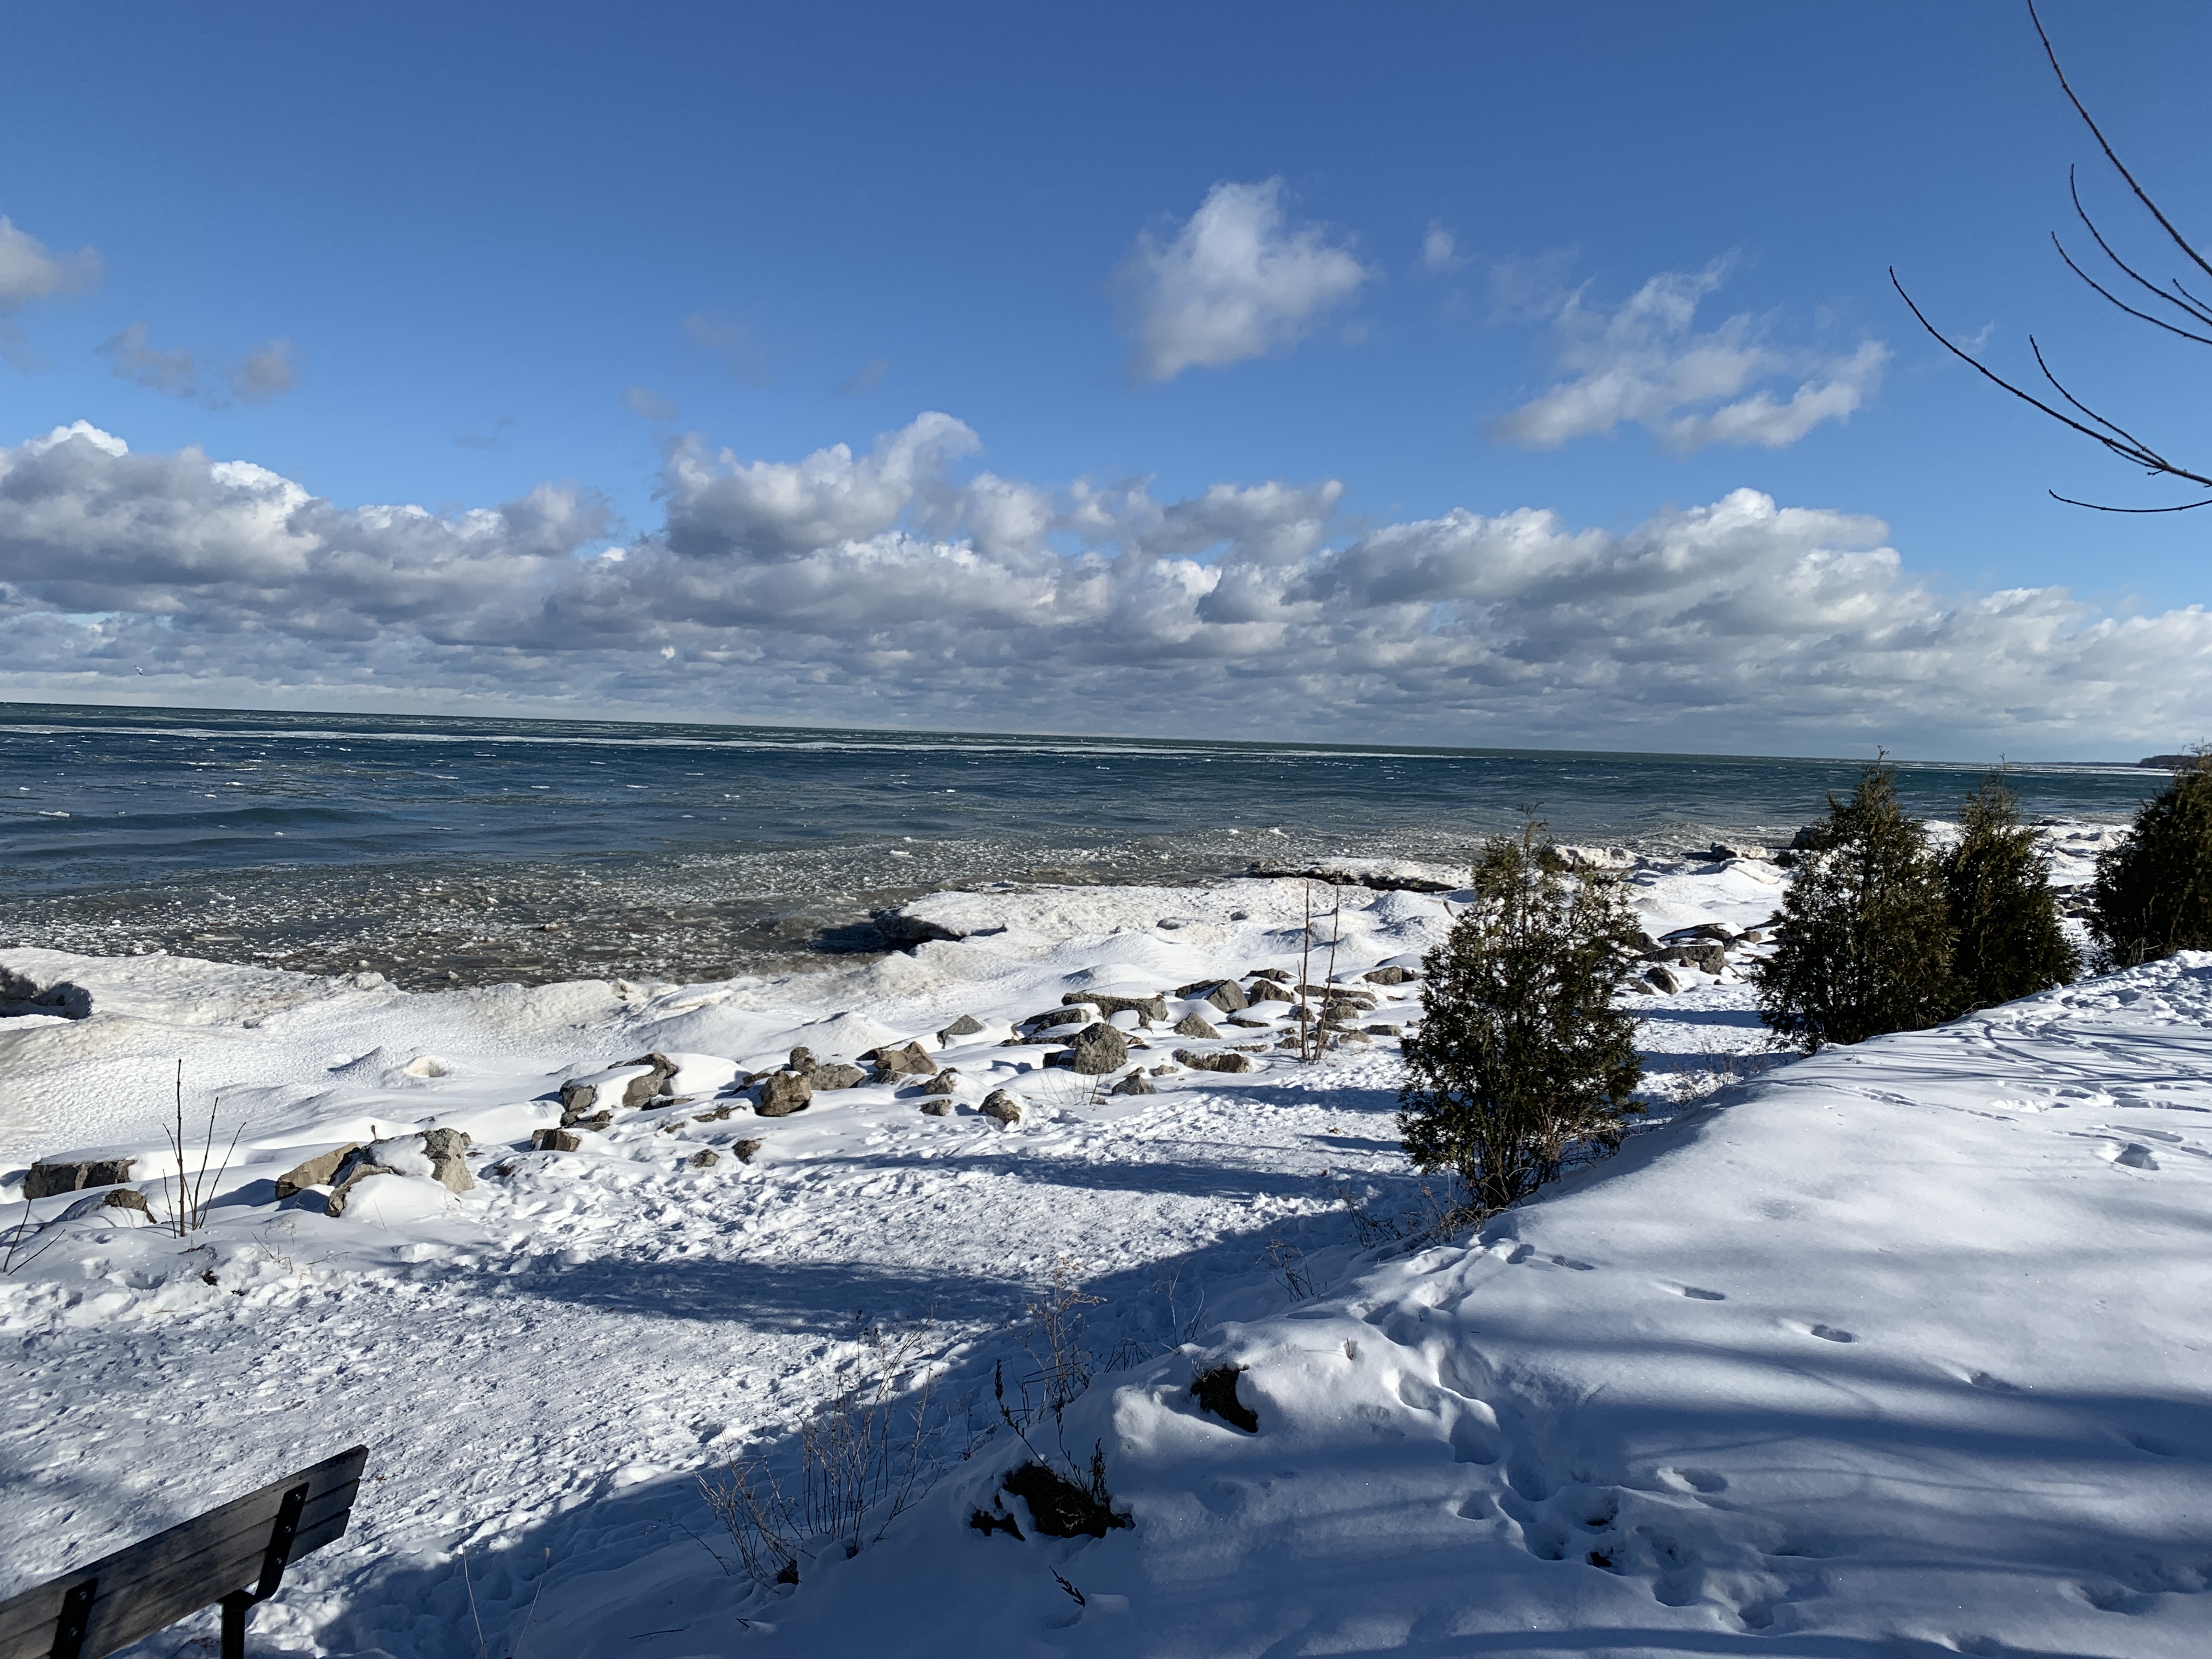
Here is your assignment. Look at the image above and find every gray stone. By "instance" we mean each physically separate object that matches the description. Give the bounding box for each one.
[1173,1011,1220,1040]
[532,1127,583,1152]
[1363,965,1417,985]
[757,1071,814,1116]
[23,1156,137,1201]
[420,1127,475,1194]
[274,1144,361,1199]
[1245,980,1294,1003]
[1064,991,1169,1022]
[101,1188,150,1216]
[619,1054,678,1104]
[688,1149,721,1169]
[788,1046,818,1073]
[1364,1024,1404,1037]
[919,1071,958,1095]
[1248,968,1293,983]
[733,1139,764,1163]
[808,1063,867,1091]
[324,1159,402,1217]
[1175,978,1248,1013]
[980,1090,1023,1125]
[919,1097,953,1116]
[867,1041,938,1078]
[1174,1049,1255,1074]
[1020,1007,1089,1034]
[1066,1022,1130,1075]
[938,1014,985,1042]
[1644,966,1680,994]
[1109,1070,1155,1096]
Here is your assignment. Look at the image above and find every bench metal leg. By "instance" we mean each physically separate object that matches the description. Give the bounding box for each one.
[219,1590,253,1659]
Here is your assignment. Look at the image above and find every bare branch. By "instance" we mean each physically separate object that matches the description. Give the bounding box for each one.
[2028,0,2212,286]
[2047,489,2212,514]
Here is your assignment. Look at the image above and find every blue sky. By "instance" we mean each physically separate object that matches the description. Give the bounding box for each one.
[0,1,2206,754]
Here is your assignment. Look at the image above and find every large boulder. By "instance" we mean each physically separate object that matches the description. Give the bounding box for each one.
[865,1041,938,1079]
[757,1071,814,1117]
[1109,1070,1156,1096]
[807,1063,868,1091]
[1064,991,1169,1023]
[274,1144,361,1199]
[559,1063,658,1121]
[1173,1011,1220,1040]
[980,1090,1023,1125]
[1363,965,1417,985]
[532,1127,583,1152]
[1175,979,1248,1013]
[918,1071,958,1096]
[1175,1049,1255,1075]
[938,1014,985,1042]
[1064,1022,1130,1075]
[420,1127,475,1194]
[1019,1007,1089,1035]
[24,1155,137,1201]
[1245,980,1294,1004]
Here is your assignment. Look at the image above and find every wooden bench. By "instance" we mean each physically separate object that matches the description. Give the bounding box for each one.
[0,1446,368,1659]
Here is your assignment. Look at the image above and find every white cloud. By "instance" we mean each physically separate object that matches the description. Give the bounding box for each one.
[96,323,301,407]
[1120,179,1374,382]
[837,358,889,396]
[1420,221,1464,275]
[0,216,99,310]
[1493,259,1887,453]
[1,415,2205,755]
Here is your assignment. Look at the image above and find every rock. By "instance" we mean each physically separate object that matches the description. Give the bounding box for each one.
[559,1062,659,1122]
[620,1054,679,1102]
[688,1149,721,1169]
[1672,943,1727,975]
[532,1128,583,1152]
[1175,1049,1254,1074]
[1364,1024,1403,1037]
[23,1156,137,1201]
[1644,966,1680,994]
[1226,1015,1273,1029]
[274,1144,362,1199]
[1789,823,1830,853]
[1363,965,1417,985]
[1248,968,1293,983]
[938,1014,985,1042]
[808,1063,867,1091]
[101,1188,150,1216]
[1175,979,1249,1013]
[1190,1363,1259,1433]
[1245,980,1294,1003]
[420,1127,475,1194]
[1150,1064,1178,1076]
[1066,1022,1130,1075]
[866,1041,938,1078]
[980,1090,1023,1125]
[1020,1007,1090,1034]
[1064,991,1169,1023]
[757,1071,814,1116]
[732,1139,763,1163]
[1109,1070,1155,1096]
[1173,1011,1220,1039]
[0,967,92,1020]
[788,1046,817,1073]
[919,1070,959,1095]
[920,1097,953,1116]
[323,1159,402,1216]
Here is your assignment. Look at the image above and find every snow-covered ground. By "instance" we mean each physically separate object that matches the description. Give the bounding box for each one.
[2,847,2206,1657]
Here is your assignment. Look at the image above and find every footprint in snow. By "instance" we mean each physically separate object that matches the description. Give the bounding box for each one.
[1806,1324,1855,1344]
[1676,1285,1726,1301]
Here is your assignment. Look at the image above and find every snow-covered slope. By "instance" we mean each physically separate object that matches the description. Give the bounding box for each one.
[1,861,2207,1657]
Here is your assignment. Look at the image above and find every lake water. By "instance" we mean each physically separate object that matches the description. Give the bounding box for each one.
[0,702,2162,989]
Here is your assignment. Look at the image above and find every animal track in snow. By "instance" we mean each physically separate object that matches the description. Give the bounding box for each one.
[1807,1324,1856,1344]
[1966,1370,2019,1392]
[1677,1285,1726,1300]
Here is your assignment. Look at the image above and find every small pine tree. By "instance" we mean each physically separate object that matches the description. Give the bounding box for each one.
[1941,771,2079,1009]
[1398,824,1644,1218]
[1756,763,1957,1050]
[2090,753,2212,968]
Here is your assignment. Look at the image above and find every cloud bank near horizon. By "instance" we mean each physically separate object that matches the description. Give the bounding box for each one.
[0,415,2202,755]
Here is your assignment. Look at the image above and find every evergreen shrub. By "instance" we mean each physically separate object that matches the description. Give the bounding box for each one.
[1398,825,1644,1218]
[1941,771,2079,1008]
[1756,764,1957,1050]
[2090,754,2212,968]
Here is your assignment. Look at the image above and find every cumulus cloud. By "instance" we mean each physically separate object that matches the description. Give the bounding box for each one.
[96,323,301,407]
[0,415,2204,754]
[1493,259,1887,453]
[1120,179,1374,382]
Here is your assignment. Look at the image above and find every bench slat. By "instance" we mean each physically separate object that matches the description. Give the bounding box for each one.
[0,1446,366,1659]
